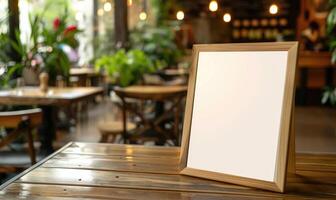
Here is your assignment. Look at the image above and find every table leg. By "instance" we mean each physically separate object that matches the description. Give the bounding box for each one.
[298,68,308,105]
[121,98,127,144]
[38,106,56,155]
[174,98,182,146]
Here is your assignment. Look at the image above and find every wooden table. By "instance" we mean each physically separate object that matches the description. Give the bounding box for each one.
[297,51,335,104]
[0,87,104,154]
[155,68,190,84]
[157,68,189,77]
[115,85,187,145]
[70,68,101,86]
[298,51,333,69]
[0,142,335,199]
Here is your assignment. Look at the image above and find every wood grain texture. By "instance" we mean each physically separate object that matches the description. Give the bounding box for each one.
[274,43,299,192]
[114,85,187,101]
[63,143,180,157]
[0,108,42,128]
[179,42,299,192]
[0,143,336,199]
[0,87,103,105]
[0,183,310,200]
[298,51,333,68]
[42,153,179,174]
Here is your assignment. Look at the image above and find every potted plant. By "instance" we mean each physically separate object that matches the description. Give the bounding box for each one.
[95,49,154,87]
[0,6,80,88]
[130,24,182,69]
[322,0,336,105]
[39,14,80,85]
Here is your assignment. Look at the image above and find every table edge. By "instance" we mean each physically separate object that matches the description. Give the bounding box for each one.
[0,87,104,106]
[0,142,74,191]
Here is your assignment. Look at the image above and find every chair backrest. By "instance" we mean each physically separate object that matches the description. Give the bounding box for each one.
[0,108,42,128]
[0,108,42,168]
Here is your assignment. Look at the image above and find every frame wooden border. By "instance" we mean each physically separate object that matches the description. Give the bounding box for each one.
[179,42,298,193]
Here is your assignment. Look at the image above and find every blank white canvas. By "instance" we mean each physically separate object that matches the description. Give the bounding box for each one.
[187,51,288,182]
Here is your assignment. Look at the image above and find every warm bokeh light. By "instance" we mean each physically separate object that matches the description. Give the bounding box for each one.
[139,12,147,21]
[223,13,231,22]
[103,2,112,12]
[209,1,218,12]
[127,0,133,6]
[176,10,184,21]
[269,4,278,15]
[97,8,104,16]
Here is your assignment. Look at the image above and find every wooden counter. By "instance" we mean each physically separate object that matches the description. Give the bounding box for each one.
[298,51,333,68]
[0,142,335,199]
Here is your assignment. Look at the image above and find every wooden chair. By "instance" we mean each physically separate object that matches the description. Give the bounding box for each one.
[98,121,136,143]
[114,86,187,145]
[0,108,42,173]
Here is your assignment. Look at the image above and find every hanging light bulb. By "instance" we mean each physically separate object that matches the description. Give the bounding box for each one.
[269,4,278,15]
[223,13,231,23]
[103,2,112,12]
[97,8,104,16]
[139,11,147,21]
[127,0,133,6]
[176,10,185,21]
[209,1,218,12]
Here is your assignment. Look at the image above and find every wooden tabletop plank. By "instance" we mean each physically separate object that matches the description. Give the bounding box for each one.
[16,168,250,193]
[1,183,311,200]
[42,153,179,174]
[54,153,180,165]
[68,142,180,152]
[63,143,180,157]
[1,143,336,199]
[12,167,336,198]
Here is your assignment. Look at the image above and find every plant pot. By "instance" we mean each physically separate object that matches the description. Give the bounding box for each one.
[22,68,39,86]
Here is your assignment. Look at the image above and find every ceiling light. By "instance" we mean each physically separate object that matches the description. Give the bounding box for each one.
[176,10,184,21]
[209,1,218,12]
[139,12,147,21]
[127,0,133,6]
[269,4,278,15]
[223,13,231,23]
[97,8,104,16]
[103,2,112,12]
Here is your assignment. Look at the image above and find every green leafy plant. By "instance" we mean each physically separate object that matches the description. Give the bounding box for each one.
[39,13,80,83]
[0,18,25,89]
[92,27,116,62]
[130,24,182,69]
[322,86,336,105]
[322,0,336,105]
[0,4,80,88]
[150,0,173,26]
[327,0,336,63]
[95,49,155,87]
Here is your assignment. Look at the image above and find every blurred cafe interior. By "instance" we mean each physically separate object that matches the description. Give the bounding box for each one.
[0,0,336,198]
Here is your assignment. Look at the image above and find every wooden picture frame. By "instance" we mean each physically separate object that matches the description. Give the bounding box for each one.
[179,42,298,193]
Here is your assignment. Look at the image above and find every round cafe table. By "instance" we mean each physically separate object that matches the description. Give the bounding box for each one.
[114,85,187,145]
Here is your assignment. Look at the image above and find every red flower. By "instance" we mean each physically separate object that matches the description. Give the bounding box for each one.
[64,25,77,35]
[53,18,61,30]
